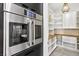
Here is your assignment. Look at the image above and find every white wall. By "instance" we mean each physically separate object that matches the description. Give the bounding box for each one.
[43,3,49,56]
[63,12,76,28]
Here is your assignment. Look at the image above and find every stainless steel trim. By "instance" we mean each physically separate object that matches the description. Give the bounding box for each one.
[4,3,24,16]
[4,10,42,21]
[3,11,6,56]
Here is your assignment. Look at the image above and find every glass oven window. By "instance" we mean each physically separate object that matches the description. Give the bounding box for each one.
[9,22,29,47]
[35,25,41,39]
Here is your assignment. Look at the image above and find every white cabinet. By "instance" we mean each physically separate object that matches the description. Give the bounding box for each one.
[62,36,77,49]
[62,36,77,44]
[56,36,77,50]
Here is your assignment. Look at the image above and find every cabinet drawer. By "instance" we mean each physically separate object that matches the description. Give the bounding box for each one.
[62,36,77,43]
[63,42,76,49]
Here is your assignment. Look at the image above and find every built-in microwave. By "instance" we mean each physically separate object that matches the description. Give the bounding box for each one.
[9,22,29,47]
[4,3,33,47]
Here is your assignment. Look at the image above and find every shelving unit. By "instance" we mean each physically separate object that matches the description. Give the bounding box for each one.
[48,37,56,55]
[48,11,79,55]
[44,4,79,56]
[48,8,57,55]
[48,44,56,55]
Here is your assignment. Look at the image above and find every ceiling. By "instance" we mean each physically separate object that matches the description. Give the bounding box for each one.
[48,3,79,13]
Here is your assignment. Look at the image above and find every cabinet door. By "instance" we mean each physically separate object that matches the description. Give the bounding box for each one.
[63,12,76,28]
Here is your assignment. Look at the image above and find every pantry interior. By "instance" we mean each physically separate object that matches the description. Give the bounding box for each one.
[43,3,79,56]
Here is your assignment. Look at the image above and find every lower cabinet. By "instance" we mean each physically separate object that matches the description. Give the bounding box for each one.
[63,42,76,49]
[62,36,77,50]
[56,36,79,50]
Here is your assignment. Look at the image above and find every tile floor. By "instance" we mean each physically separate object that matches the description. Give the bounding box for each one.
[50,46,79,56]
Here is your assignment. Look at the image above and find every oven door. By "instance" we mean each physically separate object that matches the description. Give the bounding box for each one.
[35,20,42,45]
[35,25,41,39]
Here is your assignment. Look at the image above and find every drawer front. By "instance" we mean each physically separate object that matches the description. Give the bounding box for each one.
[62,36,77,43]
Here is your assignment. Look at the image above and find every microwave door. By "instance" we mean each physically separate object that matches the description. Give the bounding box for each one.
[9,21,31,47]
